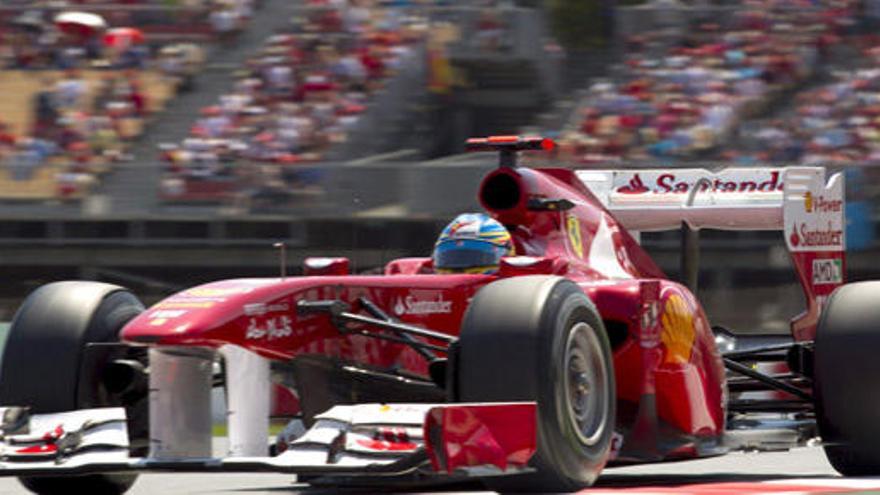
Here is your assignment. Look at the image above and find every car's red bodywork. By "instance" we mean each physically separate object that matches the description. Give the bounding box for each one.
[122,163,729,465]
[0,136,853,489]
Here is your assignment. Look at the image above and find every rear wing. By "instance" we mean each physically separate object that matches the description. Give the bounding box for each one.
[576,167,845,341]
[576,167,841,232]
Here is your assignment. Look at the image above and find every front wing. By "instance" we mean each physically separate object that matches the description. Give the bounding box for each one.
[0,403,537,479]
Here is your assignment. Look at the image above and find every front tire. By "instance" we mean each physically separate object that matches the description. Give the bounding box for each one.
[0,281,145,495]
[815,281,880,475]
[456,276,615,492]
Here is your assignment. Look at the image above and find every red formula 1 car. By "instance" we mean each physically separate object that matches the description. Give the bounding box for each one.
[0,136,872,494]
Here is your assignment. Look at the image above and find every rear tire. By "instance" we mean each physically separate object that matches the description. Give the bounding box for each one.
[0,281,145,495]
[456,276,615,492]
[815,281,880,475]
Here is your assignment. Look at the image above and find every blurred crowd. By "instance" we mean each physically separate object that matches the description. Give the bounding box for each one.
[557,0,856,164]
[0,1,251,70]
[159,0,427,205]
[7,0,880,208]
[732,44,880,165]
[0,1,234,200]
[0,69,163,199]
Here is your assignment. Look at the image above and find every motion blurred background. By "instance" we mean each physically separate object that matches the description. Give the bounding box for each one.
[0,0,876,335]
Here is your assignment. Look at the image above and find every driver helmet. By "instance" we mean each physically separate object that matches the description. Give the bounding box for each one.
[433,213,513,274]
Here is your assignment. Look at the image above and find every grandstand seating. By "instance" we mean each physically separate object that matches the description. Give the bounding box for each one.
[0,70,173,136]
[4,0,873,215]
[0,69,178,202]
[730,43,880,166]
[0,2,247,42]
[0,1,250,202]
[0,165,57,200]
[159,1,429,206]
[556,0,857,164]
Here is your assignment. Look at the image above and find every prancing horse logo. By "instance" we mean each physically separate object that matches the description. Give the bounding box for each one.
[566,214,584,259]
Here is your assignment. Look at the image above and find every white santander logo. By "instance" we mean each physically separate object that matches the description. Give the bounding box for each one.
[393,294,452,316]
[616,171,783,195]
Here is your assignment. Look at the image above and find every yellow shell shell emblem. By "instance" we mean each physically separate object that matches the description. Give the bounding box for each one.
[660,293,696,365]
[566,214,584,259]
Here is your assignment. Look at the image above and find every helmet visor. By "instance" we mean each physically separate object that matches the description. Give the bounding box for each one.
[434,239,506,270]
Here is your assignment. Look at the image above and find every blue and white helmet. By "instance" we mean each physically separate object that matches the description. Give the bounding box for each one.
[433,213,513,274]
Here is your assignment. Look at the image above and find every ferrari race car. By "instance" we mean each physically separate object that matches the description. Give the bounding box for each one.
[0,136,870,494]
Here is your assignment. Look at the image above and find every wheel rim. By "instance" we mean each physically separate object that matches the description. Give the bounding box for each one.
[563,322,610,446]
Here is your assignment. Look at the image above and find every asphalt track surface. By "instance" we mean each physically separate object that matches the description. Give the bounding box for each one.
[1,446,879,494]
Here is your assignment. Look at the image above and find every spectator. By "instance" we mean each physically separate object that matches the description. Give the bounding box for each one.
[0,123,16,148]
[55,70,87,111]
[92,74,116,113]
[32,77,59,138]
[125,73,148,116]
[158,43,205,91]
[5,137,55,181]
[210,2,241,42]
[475,9,504,51]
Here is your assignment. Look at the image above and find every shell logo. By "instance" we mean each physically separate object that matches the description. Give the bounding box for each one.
[660,293,696,365]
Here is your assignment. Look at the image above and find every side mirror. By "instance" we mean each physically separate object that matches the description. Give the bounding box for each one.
[303,257,350,276]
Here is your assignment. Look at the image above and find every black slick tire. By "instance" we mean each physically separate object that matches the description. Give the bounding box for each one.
[0,281,145,495]
[456,275,615,492]
[815,281,880,475]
